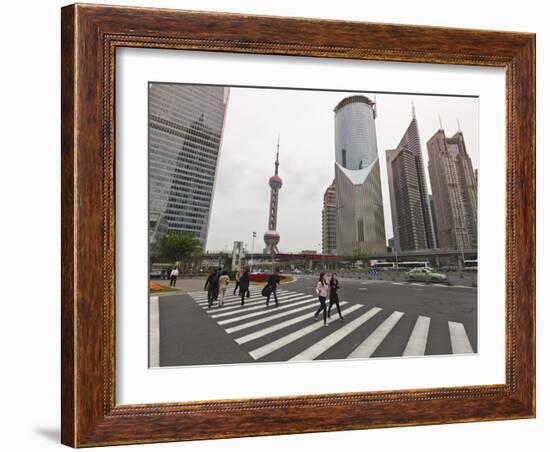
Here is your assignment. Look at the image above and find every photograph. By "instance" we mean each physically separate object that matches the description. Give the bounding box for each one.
[147,83,479,367]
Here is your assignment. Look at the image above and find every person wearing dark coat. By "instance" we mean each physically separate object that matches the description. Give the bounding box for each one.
[204,269,219,308]
[328,273,344,321]
[239,270,250,306]
[265,271,279,307]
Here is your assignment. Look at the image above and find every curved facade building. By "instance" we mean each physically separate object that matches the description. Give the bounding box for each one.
[333,95,386,256]
[334,95,378,170]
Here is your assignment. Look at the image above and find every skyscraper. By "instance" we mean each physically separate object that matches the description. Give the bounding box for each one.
[386,107,436,251]
[333,95,386,256]
[427,128,477,250]
[322,181,337,255]
[148,84,229,248]
[264,139,283,256]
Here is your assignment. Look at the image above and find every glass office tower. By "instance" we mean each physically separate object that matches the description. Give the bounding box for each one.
[149,84,229,249]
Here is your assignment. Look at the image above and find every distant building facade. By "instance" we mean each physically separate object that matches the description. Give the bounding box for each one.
[149,84,229,249]
[322,181,337,255]
[427,129,477,250]
[333,96,386,256]
[386,110,436,252]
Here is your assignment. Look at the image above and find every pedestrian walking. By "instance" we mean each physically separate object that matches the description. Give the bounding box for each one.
[212,267,221,301]
[264,270,279,307]
[233,269,241,295]
[169,267,179,287]
[239,269,250,306]
[314,271,329,326]
[218,271,230,307]
[204,269,218,308]
[328,273,344,321]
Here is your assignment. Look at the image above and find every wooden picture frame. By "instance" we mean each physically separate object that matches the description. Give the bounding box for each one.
[61,3,535,447]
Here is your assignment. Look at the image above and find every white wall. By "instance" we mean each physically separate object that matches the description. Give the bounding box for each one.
[0,1,546,451]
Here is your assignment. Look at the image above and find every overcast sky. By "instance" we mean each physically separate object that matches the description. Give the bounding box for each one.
[205,86,478,254]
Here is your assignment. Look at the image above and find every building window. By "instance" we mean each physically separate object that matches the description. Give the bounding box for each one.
[342,149,347,168]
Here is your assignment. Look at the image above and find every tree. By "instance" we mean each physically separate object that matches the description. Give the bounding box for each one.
[156,233,201,263]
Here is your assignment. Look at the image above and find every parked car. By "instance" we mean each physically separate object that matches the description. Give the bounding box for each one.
[292,269,302,274]
[406,267,448,283]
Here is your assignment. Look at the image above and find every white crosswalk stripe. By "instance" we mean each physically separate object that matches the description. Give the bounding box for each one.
[347,311,404,359]
[248,304,362,359]
[192,290,264,304]
[200,296,268,311]
[236,301,350,345]
[402,316,431,356]
[209,294,305,317]
[186,289,475,361]
[448,321,474,354]
[215,295,314,322]
[289,307,382,361]
[225,299,321,334]
[193,289,283,302]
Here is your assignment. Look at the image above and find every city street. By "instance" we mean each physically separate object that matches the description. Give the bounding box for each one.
[151,275,477,367]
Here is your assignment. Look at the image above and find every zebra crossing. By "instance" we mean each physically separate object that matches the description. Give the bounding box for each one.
[185,287,475,362]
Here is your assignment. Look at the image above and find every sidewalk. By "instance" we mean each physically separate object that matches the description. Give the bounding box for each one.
[149,277,209,297]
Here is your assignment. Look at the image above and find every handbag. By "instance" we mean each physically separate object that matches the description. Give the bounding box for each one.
[261,284,271,297]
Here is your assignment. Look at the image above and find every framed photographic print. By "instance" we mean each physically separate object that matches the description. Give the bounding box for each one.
[61,3,536,447]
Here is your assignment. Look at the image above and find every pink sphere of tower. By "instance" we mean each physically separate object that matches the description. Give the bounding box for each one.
[264,230,280,245]
[269,175,283,189]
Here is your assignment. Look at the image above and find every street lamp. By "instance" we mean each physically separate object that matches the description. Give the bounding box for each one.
[250,231,256,271]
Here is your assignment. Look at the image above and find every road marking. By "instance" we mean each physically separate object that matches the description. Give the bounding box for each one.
[193,290,269,304]
[391,282,405,286]
[402,315,431,356]
[215,296,313,322]
[196,295,264,307]
[149,296,160,368]
[347,311,404,359]
[448,321,474,354]
[200,296,267,310]
[248,304,363,359]
[210,294,305,317]
[195,291,292,309]
[289,307,382,361]
[235,301,350,344]
[225,298,319,333]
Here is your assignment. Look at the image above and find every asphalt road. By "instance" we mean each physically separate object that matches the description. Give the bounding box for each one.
[153,275,477,367]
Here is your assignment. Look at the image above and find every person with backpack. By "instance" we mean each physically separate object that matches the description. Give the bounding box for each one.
[328,273,344,321]
[239,269,250,306]
[314,271,329,326]
[264,271,279,307]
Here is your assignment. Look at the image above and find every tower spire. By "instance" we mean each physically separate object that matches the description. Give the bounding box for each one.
[438,114,444,130]
[411,101,416,119]
[275,134,280,175]
[456,118,462,133]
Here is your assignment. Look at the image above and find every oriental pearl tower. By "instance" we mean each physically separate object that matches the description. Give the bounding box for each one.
[264,137,282,258]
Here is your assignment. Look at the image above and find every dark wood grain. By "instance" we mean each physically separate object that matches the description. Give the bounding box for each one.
[61,3,536,447]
